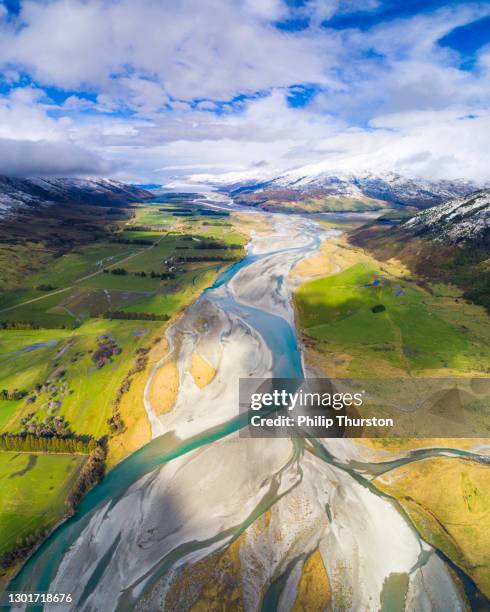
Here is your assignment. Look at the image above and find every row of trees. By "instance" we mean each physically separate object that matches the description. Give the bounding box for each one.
[1,388,28,401]
[67,444,106,507]
[0,321,41,330]
[0,433,99,453]
[103,311,170,321]
[176,255,237,262]
[108,347,150,433]
[109,237,153,246]
[36,284,56,291]
[194,241,241,250]
[105,267,128,275]
[126,225,166,232]
[0,526,51,570]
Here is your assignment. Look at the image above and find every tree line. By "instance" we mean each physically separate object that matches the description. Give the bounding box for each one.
[103,311,170,321]
[0,321,41,330]
[0,433,99,454]
[109,237,154,246]
[1,389,28,400]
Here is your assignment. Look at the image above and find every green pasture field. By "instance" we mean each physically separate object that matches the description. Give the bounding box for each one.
[119,230,163,242]
[25,242,140,291]
[0,401,22,431]
[0,291,77,328]
[78,272,161,292]
[0,319,160,437]
[0,197,249,574]
[122,266,221,316]
[0,201,246,438]
[295,262,490,374]
[0,242,145,313]
[129,206,177,226]
[0,451,85,557]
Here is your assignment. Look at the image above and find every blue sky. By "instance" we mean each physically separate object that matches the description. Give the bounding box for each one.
[0,0,489,183]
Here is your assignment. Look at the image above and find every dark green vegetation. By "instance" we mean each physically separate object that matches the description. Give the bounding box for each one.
[351,220,490,314]
[295,261,490,375]
[0,193,246,578]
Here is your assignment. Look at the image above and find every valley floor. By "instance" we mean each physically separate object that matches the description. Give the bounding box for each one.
[1,199,489,610]
[0,194,251,581]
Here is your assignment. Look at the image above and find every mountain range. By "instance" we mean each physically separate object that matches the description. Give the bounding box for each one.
[0,176,152,218]
[191,165,477,212]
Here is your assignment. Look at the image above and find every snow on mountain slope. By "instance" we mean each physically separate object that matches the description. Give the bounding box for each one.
[403,189,490,243]
[190,165,476,208]
[0,176,152,218]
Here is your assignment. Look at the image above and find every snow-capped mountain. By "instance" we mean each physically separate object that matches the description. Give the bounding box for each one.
[191,165,476,209]
[0,176,152,217]
[403,189,490,243]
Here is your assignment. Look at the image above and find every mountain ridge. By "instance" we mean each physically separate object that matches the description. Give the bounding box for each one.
[0,176,153,218]
[402,189,490,242]
[189,167,478,211]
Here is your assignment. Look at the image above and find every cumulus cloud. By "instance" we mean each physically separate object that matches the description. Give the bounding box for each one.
[0,0,331,99]
[0,0,488,182]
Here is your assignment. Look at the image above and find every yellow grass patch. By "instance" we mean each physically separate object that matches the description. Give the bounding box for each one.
[190,352,216,388]
[374,457,490,597]
[148,358,179,417]
[293,548,331,612]
[358,438,490,454]
[233,212,274,236]
[292,234,410,281]
[107,333,171,467]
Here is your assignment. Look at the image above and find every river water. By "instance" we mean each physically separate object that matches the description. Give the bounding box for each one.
[9,196,488,611]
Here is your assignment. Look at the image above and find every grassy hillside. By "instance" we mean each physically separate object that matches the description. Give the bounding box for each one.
[350,221,490,314]
[295,260,490,376]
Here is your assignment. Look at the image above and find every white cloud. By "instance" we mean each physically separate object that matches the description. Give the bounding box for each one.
[0,86,65,141]
[0,0,330,98]
[0,1,488,182]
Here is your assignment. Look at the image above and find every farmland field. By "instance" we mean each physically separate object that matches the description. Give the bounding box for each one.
[0,195,248,575]
[0,452,86,558]
[0,198,247,436]
[0,319,161,437]
[295,260,490,376]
